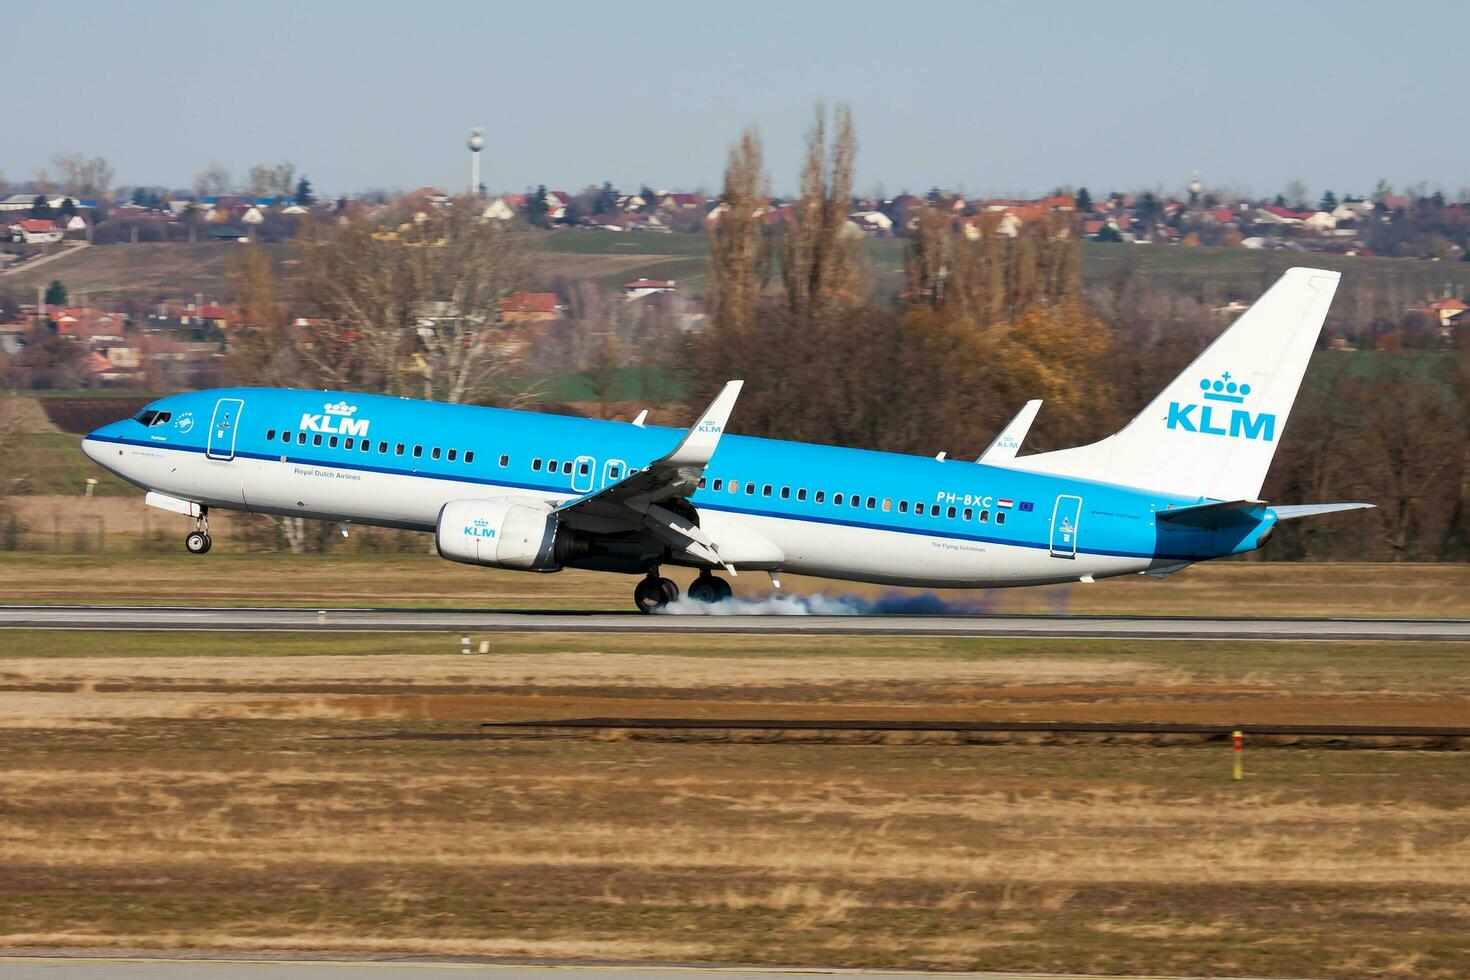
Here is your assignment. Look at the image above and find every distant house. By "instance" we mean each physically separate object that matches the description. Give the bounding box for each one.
[1300,211,1336,232]
[482,197,516,221]
[848,210,894,234]
[0,193,79,213]
[238,206,265,225]
[623,278,676,300]
[498,292,562,323]
[11,219,62,244]
[1412,297,1469,330]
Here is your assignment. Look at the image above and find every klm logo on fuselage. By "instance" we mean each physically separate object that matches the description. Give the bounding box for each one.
[1167,373,1275,442]
[300,400,370,437]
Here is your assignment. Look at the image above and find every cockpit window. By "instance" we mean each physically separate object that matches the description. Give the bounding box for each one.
[134,409,171,427]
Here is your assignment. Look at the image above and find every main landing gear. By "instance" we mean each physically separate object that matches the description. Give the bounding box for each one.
[185,507,212,555]
[633,569,733,613]
[686,571,733,604]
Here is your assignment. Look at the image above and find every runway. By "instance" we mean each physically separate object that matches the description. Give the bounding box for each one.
[1,604,1466,640]
[0,957,1235,980]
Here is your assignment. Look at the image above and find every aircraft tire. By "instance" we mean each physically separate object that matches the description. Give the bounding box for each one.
[657,577,680,606]
[634,576,667,614]
[688,575,732,604]
[186,531,211,555]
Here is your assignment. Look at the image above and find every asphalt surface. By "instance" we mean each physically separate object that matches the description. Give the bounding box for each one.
[0,958,1215,980]
[0,604,1466,640]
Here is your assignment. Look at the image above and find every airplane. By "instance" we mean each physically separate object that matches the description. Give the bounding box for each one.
[82,267,1371,613]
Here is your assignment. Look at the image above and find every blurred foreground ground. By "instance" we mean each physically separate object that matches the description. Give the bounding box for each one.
[0,628,1466,977]
[3,550,1470,618]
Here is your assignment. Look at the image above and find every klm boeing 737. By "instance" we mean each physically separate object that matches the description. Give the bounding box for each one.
[83,267,1371,612]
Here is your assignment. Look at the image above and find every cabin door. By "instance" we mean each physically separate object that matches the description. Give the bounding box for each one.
[1049,494,1082,558]
[206,398,245,461]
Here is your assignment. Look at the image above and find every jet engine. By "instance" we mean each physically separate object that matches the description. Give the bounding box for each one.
[435,498,589,572]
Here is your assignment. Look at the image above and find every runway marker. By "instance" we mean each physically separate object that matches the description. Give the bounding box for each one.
[1233,728,1244,780]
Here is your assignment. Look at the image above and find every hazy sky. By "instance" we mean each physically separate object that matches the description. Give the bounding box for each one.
[6,0,1466,201]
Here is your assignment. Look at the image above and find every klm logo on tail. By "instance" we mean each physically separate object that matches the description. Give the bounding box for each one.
[1167,373,1276,441]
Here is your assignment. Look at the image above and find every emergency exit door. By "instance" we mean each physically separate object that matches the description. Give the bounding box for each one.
[1049,494,1082,558]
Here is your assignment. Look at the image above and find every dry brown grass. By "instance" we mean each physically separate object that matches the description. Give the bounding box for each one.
[0,630,1467,976]
[5,551,1469,617]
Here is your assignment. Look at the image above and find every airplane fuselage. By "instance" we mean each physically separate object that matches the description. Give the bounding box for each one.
[83,387,1274,591]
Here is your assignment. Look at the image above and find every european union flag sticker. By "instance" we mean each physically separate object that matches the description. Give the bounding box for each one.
[1019,501,1034,512]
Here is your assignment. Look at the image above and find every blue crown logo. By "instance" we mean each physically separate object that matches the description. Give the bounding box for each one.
[324,401,358,416]
[1199,372,1251,404]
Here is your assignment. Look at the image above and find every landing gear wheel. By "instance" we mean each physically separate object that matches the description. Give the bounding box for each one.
[635,575,682,613]
[688,574,732,604]
[185,531,212,555]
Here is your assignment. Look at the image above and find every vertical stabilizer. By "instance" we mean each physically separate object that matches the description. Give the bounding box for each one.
[1001,267,1340,500]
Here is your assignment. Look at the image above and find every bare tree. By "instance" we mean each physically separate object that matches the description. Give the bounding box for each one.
[50,152,114,198]
[778,103,862,327]
[292,201,535,406]
[246,162,295,198]
[194,164,233,198]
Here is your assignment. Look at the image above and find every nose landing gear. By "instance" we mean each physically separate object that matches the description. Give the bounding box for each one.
[185,507,212,555]
[633,571,680,614]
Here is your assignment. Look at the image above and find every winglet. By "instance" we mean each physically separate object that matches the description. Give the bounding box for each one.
[979,399,1042,463]
[660,380,743,467]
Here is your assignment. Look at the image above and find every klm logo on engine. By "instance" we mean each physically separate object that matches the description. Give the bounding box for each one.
[300,400,370,437]
[464,517,496,539]
[1167,372,1276,442]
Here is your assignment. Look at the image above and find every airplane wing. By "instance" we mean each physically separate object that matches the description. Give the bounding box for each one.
[552,381,743,567]
[979,399,1041,463]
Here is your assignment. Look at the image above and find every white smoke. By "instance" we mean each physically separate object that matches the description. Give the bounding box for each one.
[655,588,1047,616]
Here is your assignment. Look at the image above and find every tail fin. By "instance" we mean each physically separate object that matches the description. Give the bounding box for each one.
[1003,267,1340,500]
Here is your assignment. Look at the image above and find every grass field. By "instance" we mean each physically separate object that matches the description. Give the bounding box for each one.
[14,232,1470,305]
[0,628,1466,976]
[2,550,1469,618]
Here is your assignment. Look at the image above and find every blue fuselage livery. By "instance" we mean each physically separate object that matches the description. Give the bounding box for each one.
[81,270,1372,611]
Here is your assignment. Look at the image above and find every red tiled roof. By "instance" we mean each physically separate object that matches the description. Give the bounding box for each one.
[499,292,559,313]
[18,219,57,232]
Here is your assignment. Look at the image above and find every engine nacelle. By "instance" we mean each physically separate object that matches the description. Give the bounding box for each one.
[436,497,565,571]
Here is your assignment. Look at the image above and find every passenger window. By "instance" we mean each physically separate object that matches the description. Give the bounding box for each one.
[532,458,542,471]
[867,496,876,509]
[579,461,589,475]
[712,478,722,491]
[281,431,291,443]
[797,488,807,501]
[963,507,973,521]
[698,477,707,489]
[431,447,441,460]
[745,482,755,495]
[548,459,558,473]
[266,428,276,440]
[979,510,988,523]
[611,465,622,479]
[312,434,322,447]
[762,484,772,497]
[298,432,307,445]
[851,495,860,508]
[815,490,825,504]
[499,454,508,467]
[328,436,338,448]
[834,493,844,506]
[562,461,572,474]
[345,437,354,450]
[448,448,458,461]
[413,445,423,458]
[378,441,387,453]
[996,511,1006,525]
[899,500,908,513]
[729,481,739,493]
[361,440,370,452]
[395,443,405,455]
[947,506,957,519]
[882,498,892,512]
[780,487,791,499]
[465,451,474,463]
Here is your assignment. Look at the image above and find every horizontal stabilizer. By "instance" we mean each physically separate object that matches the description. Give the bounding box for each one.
[1273,502,1375,520]
[1157,499,1267,529]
